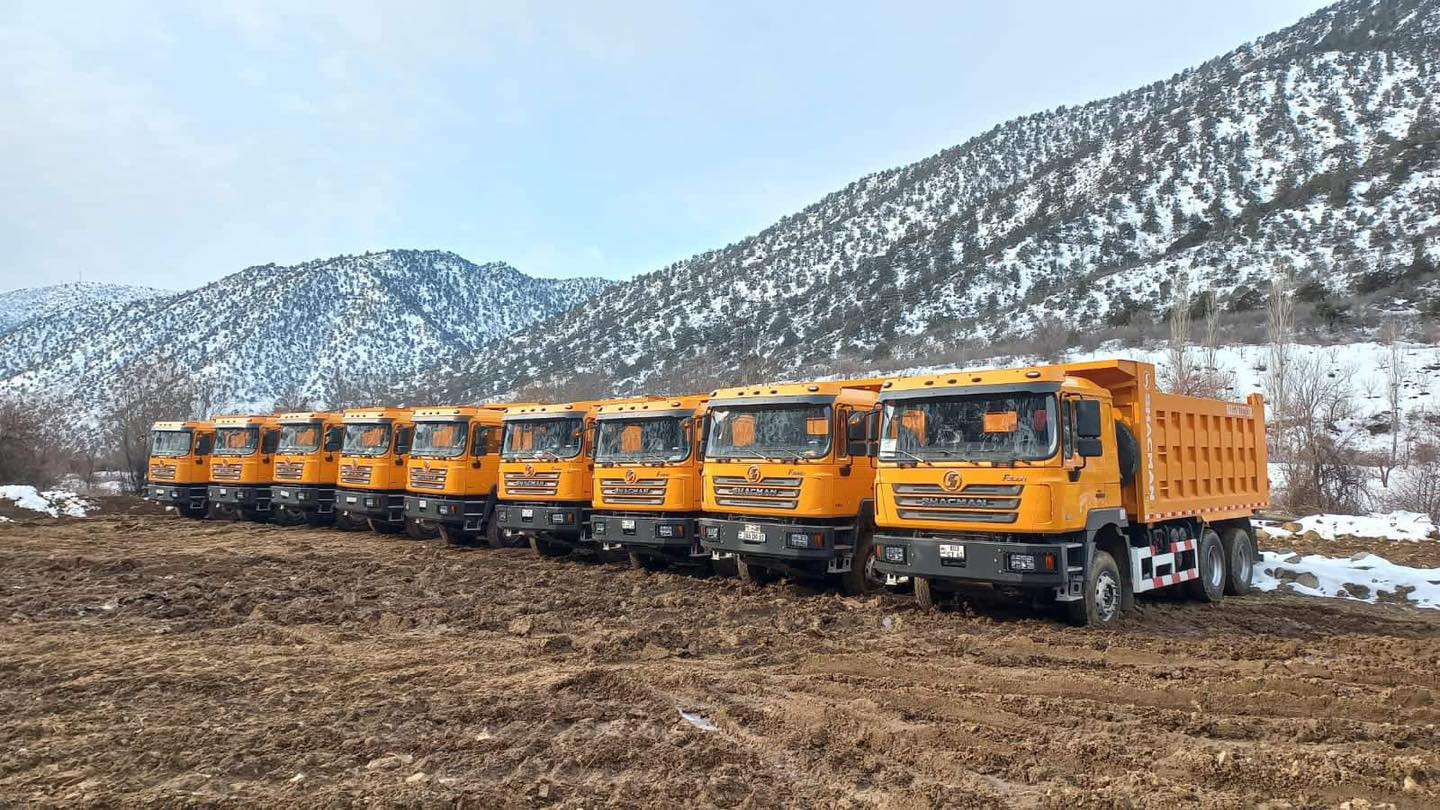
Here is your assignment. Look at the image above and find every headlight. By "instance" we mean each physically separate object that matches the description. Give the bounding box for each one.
[657,524,675,538]
[592,520,607,535]
[704,525,719,539]
[882,545,906,563]
[365,497,377,507]
[1007,552,1056,572]
[785,531,823,549]
[550,512,570,525]
[496,508,509,522]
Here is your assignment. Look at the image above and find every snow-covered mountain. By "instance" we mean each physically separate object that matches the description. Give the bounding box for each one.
[0,250,607,419]
[445,0,1440,400]
[0,282,169,336]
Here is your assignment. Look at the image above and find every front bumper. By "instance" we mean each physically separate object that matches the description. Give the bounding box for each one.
[208,484,271,509]
[335,489,405,523]
[270,484,335,512]
[404,494,492,530]
[697,516,852,562]
[495,502,590,541]
[592,513,703,554]
[146,484,208,507]
[872,534,1077,587]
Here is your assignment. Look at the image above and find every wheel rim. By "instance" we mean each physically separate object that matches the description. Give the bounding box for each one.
[1206,544,1224,589]
[862,548,884,590]
[1095,570,1120,622]
[1234,541,1251,583]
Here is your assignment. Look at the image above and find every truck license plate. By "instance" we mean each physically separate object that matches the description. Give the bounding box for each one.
[739,523,765,543]
[279,490,289,498]
[938,544,965,559]
[521,508,534,520]
[218,488,227,495]
[621,519,636,531]
[418,499,427,508]
[346,496,358,504]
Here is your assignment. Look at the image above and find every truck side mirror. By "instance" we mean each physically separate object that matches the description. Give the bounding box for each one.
[1077,437,1104,458]
[1076,400,1103,439]
[261,430,279,454]
[195,435,214,456]
[846,411,869,457]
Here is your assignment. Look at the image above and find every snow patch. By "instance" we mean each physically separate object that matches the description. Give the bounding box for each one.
[0,486,94,518]
[1255,551,1440,610]
[1257,511,1438,543]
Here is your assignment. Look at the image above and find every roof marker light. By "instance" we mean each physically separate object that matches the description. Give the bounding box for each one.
[1026,371,1042,379]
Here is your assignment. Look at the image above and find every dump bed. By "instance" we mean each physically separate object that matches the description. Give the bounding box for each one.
[1067,360,1269,525]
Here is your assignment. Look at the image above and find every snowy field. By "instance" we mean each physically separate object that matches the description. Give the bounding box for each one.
[1255,551,1440,610]
[0,486,94,520]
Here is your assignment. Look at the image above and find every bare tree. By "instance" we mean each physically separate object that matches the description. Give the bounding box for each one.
[1161,276,1199,394]
[1277,353,1367,514]
[1030,319,1072,365]
[0,398,66,488]
[1265,266,1296,459]
[1389,409,1440,523]
[1377,319,1406,488]
[107,359,200,494]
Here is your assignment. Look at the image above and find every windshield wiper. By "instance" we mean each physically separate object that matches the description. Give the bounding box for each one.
[886,448,933,466]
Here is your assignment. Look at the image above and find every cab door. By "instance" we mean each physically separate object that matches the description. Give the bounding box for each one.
[1061,395,1121,525]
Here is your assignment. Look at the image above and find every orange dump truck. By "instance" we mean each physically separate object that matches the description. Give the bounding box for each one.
[269,411,345,526]
[144,420,216,518]
[207,413,283,521]
[871,359,1268,626]
[334,407,414,532]
[590,395,719,571]
[402,404,510,545]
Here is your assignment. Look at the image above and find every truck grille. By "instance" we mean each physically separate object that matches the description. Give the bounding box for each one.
[409,467,449,490]
[340,464,373,485]
[275,462,305,480]
[599,476,668,505]
[148,463,176,481]
[212,462,243,481]
[712,476,801,510]
[504,471,560,496]
[891,483,1021,524]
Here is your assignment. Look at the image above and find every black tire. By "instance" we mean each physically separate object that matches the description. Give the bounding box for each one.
[1186,529,1226,603]
[628,551,667,572]
[1220,526,1255,596]
[529,534,569,558]
[710,556,739,578]
[914,576,937,612]
[404,519,436,540]
[333,512,367,531]
[735,556,776,586]
[272,506,305,527]
[368,518,401,535]
[483,516,503,548]
[840,530,883,596]
[1066,549,1123,627]
[241,507,268,524]
[303,510,332,528]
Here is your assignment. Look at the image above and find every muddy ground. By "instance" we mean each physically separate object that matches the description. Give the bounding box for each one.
[2,511,1437,808]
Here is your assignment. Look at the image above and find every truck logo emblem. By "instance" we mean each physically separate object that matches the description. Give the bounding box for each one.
[942,471,963,492]
[525,463,536,476]
[624,469,637,484]
[746,465,762,483]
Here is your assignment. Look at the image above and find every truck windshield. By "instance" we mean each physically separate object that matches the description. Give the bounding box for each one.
[502,417,584,460]
[214,426,259,456]
[705,405,831,460]
[412,421,470,458]
[149,430,192,457]
[595,417,690,463]
[277,423,322,454]
[342,423,392,457]
[880,392,1058,463]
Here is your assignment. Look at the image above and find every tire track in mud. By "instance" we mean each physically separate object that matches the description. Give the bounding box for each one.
[1,513,1437,807]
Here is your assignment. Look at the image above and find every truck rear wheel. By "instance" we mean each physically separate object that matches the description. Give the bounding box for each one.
[914,576,937,612]
[1066,549,1123,627]
[529,534,569,558]
[1220,526,1255,596]
[1186,529,1226,603]
[735,556,777,586]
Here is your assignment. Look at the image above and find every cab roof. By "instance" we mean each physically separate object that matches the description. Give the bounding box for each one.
[278,411,341,424]
[410,403,521,423]
[214,414,280,427]
[594,394,709,420]
[880,362,1133,401]
[709,378,888,407]
[342,407,412,423]
[152,420,212,431]
[502,396,664,421]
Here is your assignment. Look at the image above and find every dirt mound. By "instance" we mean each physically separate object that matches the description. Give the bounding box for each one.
[1,514,1437,806]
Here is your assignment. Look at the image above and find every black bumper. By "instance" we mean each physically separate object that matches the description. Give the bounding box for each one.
[404,494,493,530]
[592,513,703,554]
[335,489,405,523]
[270,484,335,512]
[208,484,271,509]
[495,502,590,541]
[697,516,852,563]
[872,533,1077,587]
[146,484,208,506]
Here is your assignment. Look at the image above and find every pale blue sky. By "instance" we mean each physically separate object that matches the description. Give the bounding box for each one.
[2,0,1332,291]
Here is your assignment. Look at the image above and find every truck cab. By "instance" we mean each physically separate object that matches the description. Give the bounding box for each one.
[144,420,215,517]
[590,396,718,572]
[269,411,345,526]
[334,407,415,533]
[697,379,885,594]
[496,398,660,557]
[871,361,1268,625]
[402,404,511,545]
[208,414,283,521]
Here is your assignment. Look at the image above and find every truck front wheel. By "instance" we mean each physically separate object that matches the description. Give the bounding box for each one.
[1186,529,1226,603]
[1067,549,1123,627]
[735,556,777,586]
[914,576,937,612]
[840,530,883,596]
[529,534,569,558]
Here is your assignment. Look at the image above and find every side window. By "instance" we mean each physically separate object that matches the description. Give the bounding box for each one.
[261,429,279,455]
[395,426,413,455]
[196,434,214,456]
[1062,399,1076,459]
[324,426,344,452]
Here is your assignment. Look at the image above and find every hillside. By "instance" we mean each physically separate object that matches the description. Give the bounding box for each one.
[0,250,607,419]
[0,283,169,336]
[445,0,1439,400]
